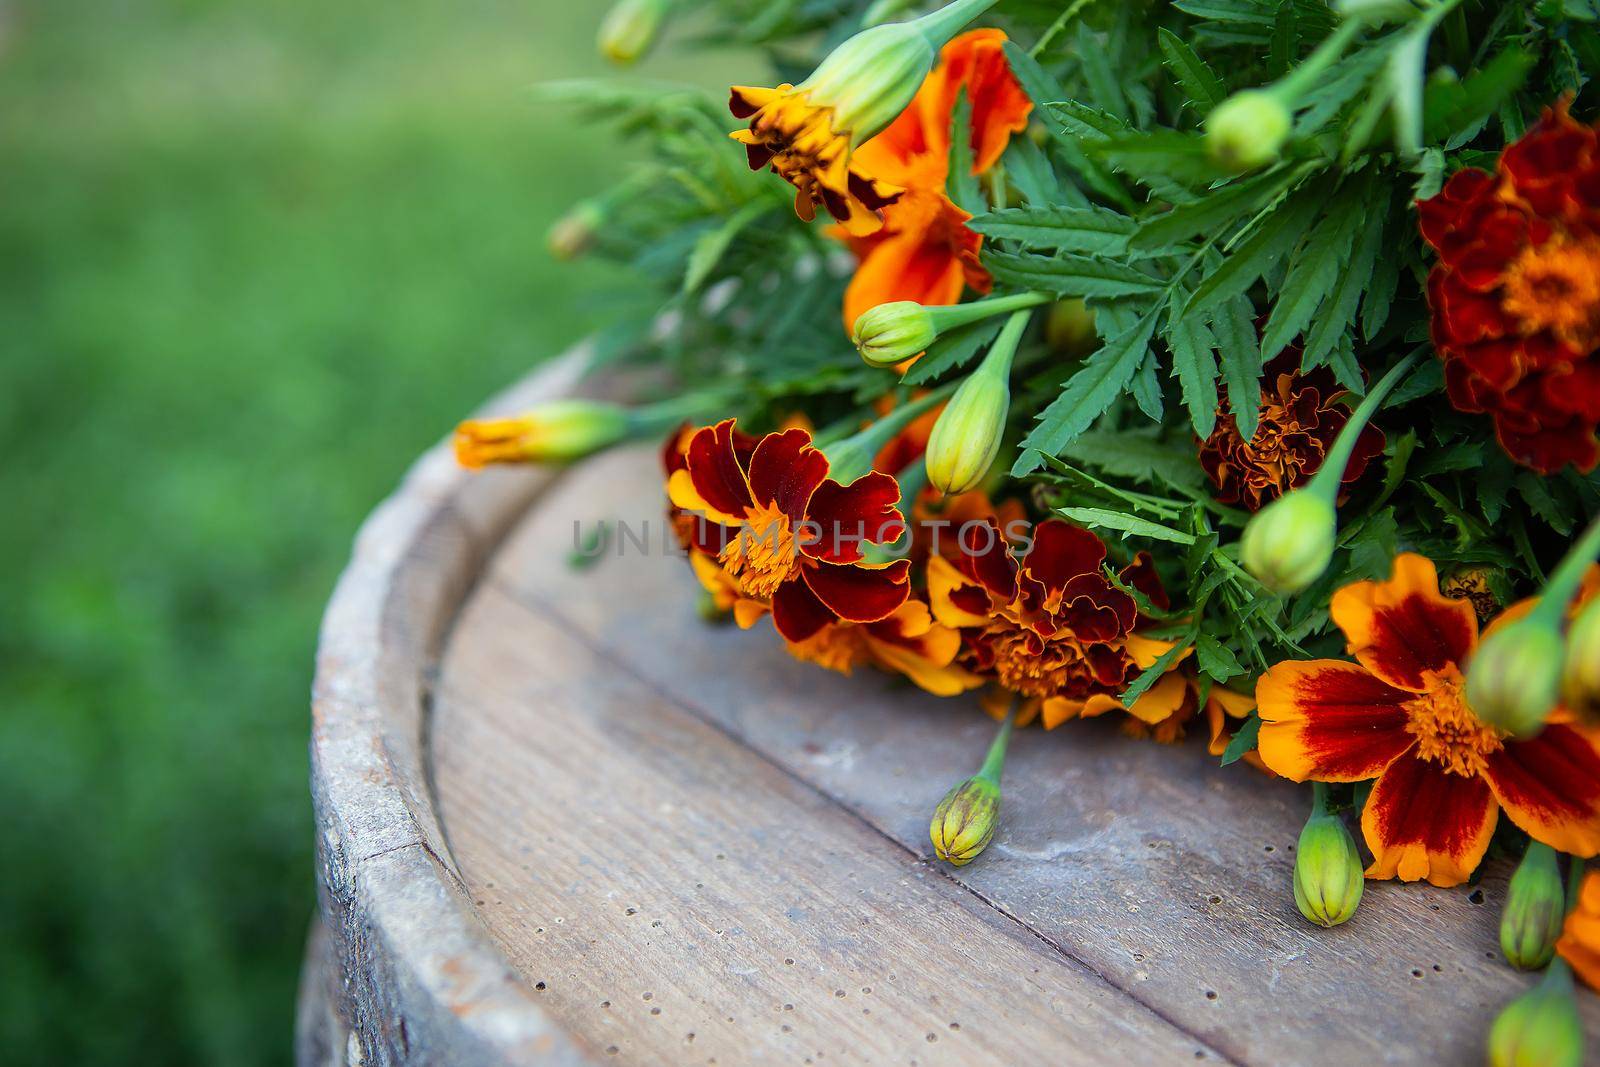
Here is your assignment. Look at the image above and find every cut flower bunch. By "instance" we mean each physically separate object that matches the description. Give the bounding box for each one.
[468,0,1600,1058]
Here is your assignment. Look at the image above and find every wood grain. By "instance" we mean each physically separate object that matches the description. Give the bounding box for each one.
[442,442,1600,1067]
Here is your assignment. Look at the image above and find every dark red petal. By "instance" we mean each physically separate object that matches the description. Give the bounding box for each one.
[803,471,905,564]
[685,419,754,516]
[1022,520,1106,592]
[1361,747,1497,886]
[801,558,911,623]
[748,428,828,522]
[772,576,834,643]
[958,517,1018,599]
[1484,724,1600,856]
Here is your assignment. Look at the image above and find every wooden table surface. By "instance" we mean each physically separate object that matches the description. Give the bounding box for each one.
[303,356,1600,1066]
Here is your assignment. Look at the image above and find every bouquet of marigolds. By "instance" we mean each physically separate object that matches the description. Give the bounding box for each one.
[457,0,1600,1059]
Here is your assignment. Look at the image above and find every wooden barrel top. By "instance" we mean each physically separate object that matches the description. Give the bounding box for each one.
[305,355,1600,1066]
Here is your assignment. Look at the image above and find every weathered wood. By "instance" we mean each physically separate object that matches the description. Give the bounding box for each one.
[468,443,1600,1066]
[307,354,1600,1066]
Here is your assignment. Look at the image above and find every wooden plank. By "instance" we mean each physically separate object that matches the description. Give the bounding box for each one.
[430,585,1226,1066]
[475,443,1600,1066]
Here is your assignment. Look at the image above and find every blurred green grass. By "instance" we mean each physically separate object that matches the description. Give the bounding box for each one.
[0,2,738,1062]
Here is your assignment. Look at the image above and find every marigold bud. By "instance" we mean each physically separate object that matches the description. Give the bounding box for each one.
[925,366,1008,495]
[1206,89,1292,171]
[1562,597,1600,724]
[547,201,604,261]
[800,21,937,146]
[1502,842,1566,971]
[597,0,667,65]
[1488,960,1586,1067]
[853,301,937,366]
[1466,619,1564,737]
[930,774,1000,866]
[1240,489,1337,594]
[1293,807,1363,928]
[454,400,631,468]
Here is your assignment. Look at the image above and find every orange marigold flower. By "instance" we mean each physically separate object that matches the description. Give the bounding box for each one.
[837,29,1031,331]
[769,594,982,697]
[928,517,1188,729]
[1417,100,1600,474]
[1255,553,1600,887]
[1558,870,1600,990]
[667,419,912,630]
[1199,350,1385,511]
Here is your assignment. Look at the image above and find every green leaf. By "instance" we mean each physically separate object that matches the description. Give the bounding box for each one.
[1516,472,1573,534]
[1130,166,1302,252]
[1058,507,1198,544]
[1267,0,1297,78]
[1013,306,1161,474]
[1220,712,1262,766]
[1196,632,1244,682]
[682,203,765,294]
[1048,99,1131,140]
[1387,16,1431,158]
[1130,349,1165,422]
[1423,49,1535,145]
[983,249,1165,297]
[1158,27,1227,113]
[1213,294,1263,441]
[1095,130,1222,191]
[1076,21,1128,121]
[1259,189,1363,361]
[947,88,983,215]
[900,317,1005,386]
[966,205,1135,254]
[1168,302,1220,438]
[1180,185,1323,320]
[1063,428,1209,490]
[1120,633,1197,706]
[1301,186,1385,367]
[1002,136,1071,206]
[1002,42,1076,146]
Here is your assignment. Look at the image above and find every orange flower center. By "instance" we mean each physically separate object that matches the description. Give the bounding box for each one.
[1403,668,1506,777]
[718,501,798,600]
[1501,235,1600,348]
[983,617,1122,700]
[786,623,869,674]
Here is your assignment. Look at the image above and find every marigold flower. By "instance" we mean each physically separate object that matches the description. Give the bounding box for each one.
[1417,100,1600,474]
[929,518,1189,729]
[1199,351,1385,511]
[836,28,1031,328]
[455,400,631,468]
[730,0,998,235]
[770,595,981,696]
[668,419,912,630]
[1558,870,1600,990]
[1255,553,1600,887]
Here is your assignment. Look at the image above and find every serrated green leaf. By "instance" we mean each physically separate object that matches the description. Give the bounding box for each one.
[1168,303,1220,438]
[1002,136,1070,206]
[1259,191,1363,360]
[1063,428,1209,490]
[966,205,1135,254]
[1014,306,1161,474]
[1196,632,1244,682]
[1130,166,1301,252]
[1516,472,1573,533]
[1220,712,1261,766]
[1094,130,1222,191]
[1180,186,1323,320]
[1423,49,1535,145]
[1076,21,1128,121]
[1213,294,1263,441]
[1060,507,1198,544]
[1131,348,1165,422]
[984,248,1165,297]
[1302,186,1385,366]
[1048,99,1131,139]
[900,317,1005,386]
[1268,0,1297,77]
[1001,41,1076,146]
[1120,633,1197,706]
[1158,27,1227,113]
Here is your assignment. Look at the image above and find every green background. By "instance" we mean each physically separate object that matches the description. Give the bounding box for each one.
[0,1,734,1062]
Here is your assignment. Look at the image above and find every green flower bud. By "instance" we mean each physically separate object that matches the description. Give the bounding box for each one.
[853,301,937,366]
[547,201,604,261]
[1240,489,1337,594]
[925,365,1008,495]
[1467,619,1565,737]
[1293,804,1364,928]
[1501,842,1567,971]
[1562,597,1600,724]
[1206,89,1292,171]
[454,399,631,468]
[1488,960,1586,1067]
[597,0,668,65]
[930,774,1000,866]
[1333,0,1421,24]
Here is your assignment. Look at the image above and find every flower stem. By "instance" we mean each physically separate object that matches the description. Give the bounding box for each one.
[822,381,958,482]
[1304,351,1421,504]
[911,0,997,49]
[1528,513,1600,631]
[976,707,1014,784]
[928,291,1052,333]
[973,308,1032,381]
[1271,19,1364,105]
[1310,781,1331,817]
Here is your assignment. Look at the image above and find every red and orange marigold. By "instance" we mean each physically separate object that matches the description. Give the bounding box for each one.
[1256,553,1600,887]
[1199,350,1385,511]
[1418,101,1600,474]
[1558,870,1600,990]
[928,517,1189,729]
[667,419,912,635]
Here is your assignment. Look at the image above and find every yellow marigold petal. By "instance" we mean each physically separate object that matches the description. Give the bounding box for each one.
[927,554,993,628]
[1127,671,1188,725]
